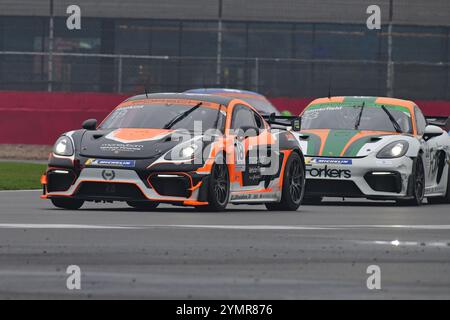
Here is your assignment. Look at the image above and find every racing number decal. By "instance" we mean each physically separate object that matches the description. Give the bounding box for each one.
[234,138,246,172]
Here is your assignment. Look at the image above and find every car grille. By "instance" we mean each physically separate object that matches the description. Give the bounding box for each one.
[75,182,146,200]
[306,179,364,197]
[47,170,76,192]
[364,172,402,193]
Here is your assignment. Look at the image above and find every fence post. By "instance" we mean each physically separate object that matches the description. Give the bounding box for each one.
[254,58,259,92]
[47,0,54,92]
[386,0,394,97]
[117,55,123,93]
[216,0,223,85]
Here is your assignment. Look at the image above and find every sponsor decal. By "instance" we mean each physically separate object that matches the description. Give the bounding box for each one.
[100,143,144,153]
[86,159,136,168]
[230,192,278,201]
[310,157,353,165]
[427,186,446,194]
[307,165,352,179]
[101,170,116,181]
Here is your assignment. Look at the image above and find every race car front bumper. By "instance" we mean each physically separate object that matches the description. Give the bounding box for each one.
[41,167,210,206]
[304,155,414,199]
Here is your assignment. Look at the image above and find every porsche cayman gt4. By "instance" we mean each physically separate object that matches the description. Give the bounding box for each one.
[296,96,450,205]
[41,93,305,211]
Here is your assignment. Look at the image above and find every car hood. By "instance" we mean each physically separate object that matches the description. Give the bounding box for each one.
[79,128,181,159]
[298,129,399,157]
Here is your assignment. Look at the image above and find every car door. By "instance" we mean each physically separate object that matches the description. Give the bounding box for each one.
[228,104,273,191]
[415,106,439,187]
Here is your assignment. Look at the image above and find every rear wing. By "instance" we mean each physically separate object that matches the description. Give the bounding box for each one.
[262,113,302,131]
[426,116,450,131]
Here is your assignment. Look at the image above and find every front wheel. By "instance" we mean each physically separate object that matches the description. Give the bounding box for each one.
[265,152,305,211]
[397,156,425,206]
[197,160,230,212]
[51,198,84,210]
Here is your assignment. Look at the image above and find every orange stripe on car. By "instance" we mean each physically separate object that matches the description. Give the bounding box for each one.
[113,128,172,141]
[116,99,223,111]
[339,130,395,156]
[306,97,345,106]
[278,150,293,188]
[301,129,331,156]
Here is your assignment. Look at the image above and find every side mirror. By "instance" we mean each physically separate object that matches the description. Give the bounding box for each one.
[423,125,444,141]
[291,118,301,131]
[82,119,97,131]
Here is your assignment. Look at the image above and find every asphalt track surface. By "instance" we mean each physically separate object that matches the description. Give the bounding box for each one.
[0,190,449,299]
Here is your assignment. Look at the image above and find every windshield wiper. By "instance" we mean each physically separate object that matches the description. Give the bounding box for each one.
[163,102,203,129]
[354,102,365,130]
[213,104,224,130]
[381,105,403,133]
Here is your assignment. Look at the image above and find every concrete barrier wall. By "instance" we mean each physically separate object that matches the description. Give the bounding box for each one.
[0,91,127,145]
[0,91,448,145]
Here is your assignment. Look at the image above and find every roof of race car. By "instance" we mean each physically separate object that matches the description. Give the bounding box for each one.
[125,93,235,106]
[184,88,265,97]
[306,96,416,111]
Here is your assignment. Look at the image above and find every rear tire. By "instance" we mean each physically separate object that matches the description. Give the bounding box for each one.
[396,156,425,206]
[265,152,305,211]
[427,162,450,204]
[197,160,230,212]
[127,201,159,210]
[51,198,84,210]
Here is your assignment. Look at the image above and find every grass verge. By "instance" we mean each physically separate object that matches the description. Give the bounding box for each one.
[0,162,47,190]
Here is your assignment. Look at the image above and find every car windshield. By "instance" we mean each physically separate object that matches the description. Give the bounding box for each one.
[100,103,226,132]
[301,104,412,133]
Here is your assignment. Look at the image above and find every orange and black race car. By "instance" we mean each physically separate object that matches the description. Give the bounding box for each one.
[41,93,305,211]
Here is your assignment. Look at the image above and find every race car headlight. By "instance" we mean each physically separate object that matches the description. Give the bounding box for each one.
[165,143,201,161]
[181,146,196,159]
[376,140,409,159]
[53,136,74,156]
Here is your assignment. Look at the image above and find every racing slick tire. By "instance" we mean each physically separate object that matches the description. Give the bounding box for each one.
[427,162,450,204]
[197,160,230,212]
[51,198,84,210]
[127,201,159,210]
[265,152,305,211]
[396,155,425,206]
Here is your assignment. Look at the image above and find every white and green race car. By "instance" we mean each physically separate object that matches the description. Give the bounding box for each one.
[296,96,450,205]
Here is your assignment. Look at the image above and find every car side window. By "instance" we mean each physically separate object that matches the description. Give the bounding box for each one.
[232,105,257,130]
[253,110,265,129]
[414,106,427,135]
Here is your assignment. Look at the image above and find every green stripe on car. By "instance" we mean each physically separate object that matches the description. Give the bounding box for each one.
[321,129,359,156]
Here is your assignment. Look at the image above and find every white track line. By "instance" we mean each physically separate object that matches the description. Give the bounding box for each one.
[0,224,133,229]
[0,189,40,193]
[1,223,450,230]
[152,224,450,231]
